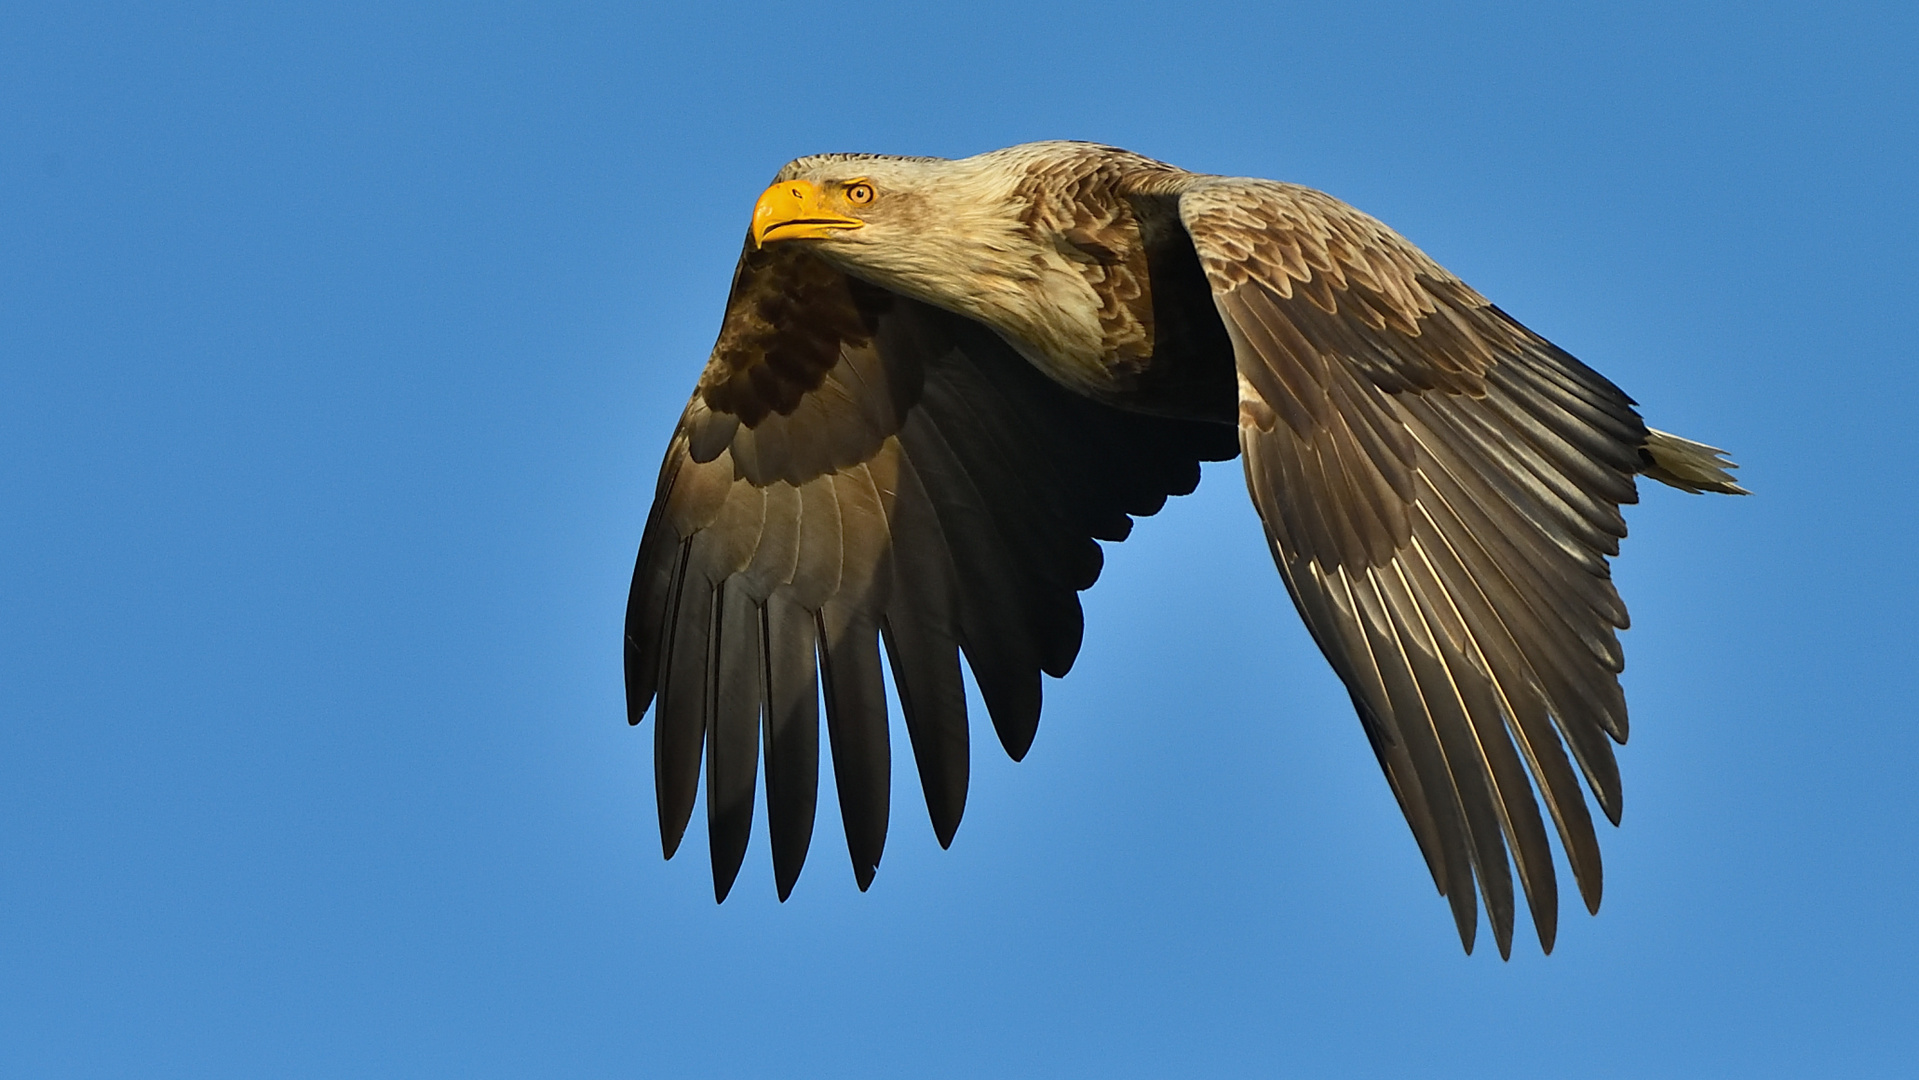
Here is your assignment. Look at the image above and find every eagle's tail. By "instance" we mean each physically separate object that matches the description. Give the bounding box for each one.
[1640,428,1749,495]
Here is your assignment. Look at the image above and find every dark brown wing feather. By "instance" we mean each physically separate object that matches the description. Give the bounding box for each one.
[1179,178,1647,957]
[626,241,1236,901]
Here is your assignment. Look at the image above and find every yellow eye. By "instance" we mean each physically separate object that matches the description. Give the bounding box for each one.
[845,182,875,205]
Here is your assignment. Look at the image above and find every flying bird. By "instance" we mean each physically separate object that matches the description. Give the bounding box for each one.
[624,141,1744,957]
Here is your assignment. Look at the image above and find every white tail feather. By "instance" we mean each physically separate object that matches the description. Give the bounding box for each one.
[1641,428,1749,495]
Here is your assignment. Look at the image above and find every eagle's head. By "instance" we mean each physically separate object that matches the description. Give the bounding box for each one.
[748,152,1040,309]
[743,143,1164,392]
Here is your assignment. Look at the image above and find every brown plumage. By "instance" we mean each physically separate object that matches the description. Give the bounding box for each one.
[624,141,1744,956]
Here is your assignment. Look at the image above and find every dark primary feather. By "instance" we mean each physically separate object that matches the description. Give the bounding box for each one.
[625,240,1235,900]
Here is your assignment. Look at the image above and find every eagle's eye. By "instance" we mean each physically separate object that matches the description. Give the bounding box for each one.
[845,182,875,206]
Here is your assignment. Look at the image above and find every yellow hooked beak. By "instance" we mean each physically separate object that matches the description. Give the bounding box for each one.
[751,179,865,249]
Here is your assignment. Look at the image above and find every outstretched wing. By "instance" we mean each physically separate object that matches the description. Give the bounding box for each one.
[1178,178,1649,957]
[626,241,1236,902]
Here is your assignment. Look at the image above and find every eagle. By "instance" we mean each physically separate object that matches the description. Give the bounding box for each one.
[623,141,1743,957]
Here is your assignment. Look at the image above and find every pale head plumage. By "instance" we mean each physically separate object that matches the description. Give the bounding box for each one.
[755,142,1186,395]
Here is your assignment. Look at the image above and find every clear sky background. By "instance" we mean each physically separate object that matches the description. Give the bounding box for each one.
[4,2,1916,1076]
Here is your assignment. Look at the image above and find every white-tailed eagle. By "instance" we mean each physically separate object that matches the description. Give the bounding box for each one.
[624,141,1744,957]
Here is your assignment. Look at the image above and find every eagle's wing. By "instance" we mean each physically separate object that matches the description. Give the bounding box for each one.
[627,241,1236,901]
[1177,178,1649,956]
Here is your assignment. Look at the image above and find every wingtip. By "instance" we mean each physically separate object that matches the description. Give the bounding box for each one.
[1489,895,1516,961]
[980,678,1042,762]
[624,635,655,725]
[1578,871,1604,916]
[774,860,801,902]
[711,848,745,903]
[1449,890,1478,956]
[771,827,813,907]
[930,803,963,850]
[1531,892,1560,955]
[660,810,690,862]
[992,714,1038,762]
[1599,793,1624,828]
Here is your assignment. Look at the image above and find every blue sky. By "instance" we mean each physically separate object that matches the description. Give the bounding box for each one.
[3,1,1915,1076]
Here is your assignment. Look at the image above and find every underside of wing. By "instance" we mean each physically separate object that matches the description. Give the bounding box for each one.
[1179,178,1650,956]
[626,243,1236,901]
